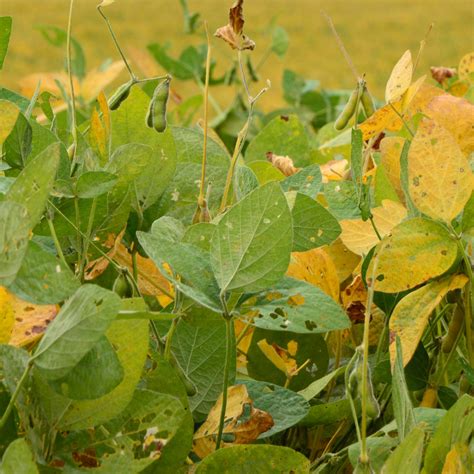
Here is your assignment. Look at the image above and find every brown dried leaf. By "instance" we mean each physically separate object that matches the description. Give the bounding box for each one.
[266,152,300,177]
[193,384,274,459]
[215,0,255,51]
[430,66,457,85]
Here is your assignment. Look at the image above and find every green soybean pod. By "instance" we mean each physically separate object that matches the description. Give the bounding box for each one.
[112,273,133,298]
[361,86,375,118]
[442,303,464,353]
[334,86,359,130]
[108,80,134,111]
[146,77,171,133]
[169,353,197,396]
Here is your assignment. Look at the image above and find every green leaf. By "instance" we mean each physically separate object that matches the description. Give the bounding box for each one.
[247,328,329,391]
[298,366,346,401]
[288,192,341,251]
[324,180,361,220]
[348,436,398,473]
[381,425,425,474]
[271,26,289,58]
[8,240,79,304]
[0,202,30,286]
[245,115,311,167]
[6,142,60,228]
[392,337,416,441]
[247,160,285,185]
[1,438,38,474]
[3,111,32,168]
[47,336,124,400]
[211,182,292,293]
[242,380,309,437]
[143,356,194,474]
[195,445,310,473]
[280,164,323,197]
[36,309,149,430]
[299,398,354,426]
[424,394,474,474]
[371,218,459,293]
[138,230,221,312]
[182,222,216,251]
[0,17,12,70]
[170,308,236,421]
[241,277,350,334]
[75,171,117,199]
[235,165,259,200]
[32,285,121,381]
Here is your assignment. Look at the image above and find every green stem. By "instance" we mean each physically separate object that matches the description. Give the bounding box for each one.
[97,6,136,81]
[79,197,97,282]
[74,197,82,274]
[0,363,32,431]
[47,211,68,270]
[164,317,179,361]
[216,299,234,450]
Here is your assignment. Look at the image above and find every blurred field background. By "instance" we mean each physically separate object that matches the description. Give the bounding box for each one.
[0,0,472,110]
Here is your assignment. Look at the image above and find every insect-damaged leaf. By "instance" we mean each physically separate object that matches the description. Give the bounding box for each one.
[389,274,468,367]
[32,285,121,381]
[214,0,255,51]
[369,218,459,293]
[193,384,274,458]
[211,182,292,293]
[408,119,473,223]
[239,277,350,334]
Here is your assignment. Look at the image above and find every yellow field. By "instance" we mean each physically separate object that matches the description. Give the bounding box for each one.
[0,0,472,109]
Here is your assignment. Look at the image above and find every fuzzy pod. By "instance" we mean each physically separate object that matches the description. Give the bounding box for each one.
[109,80,134,111]
[361,86,375,118]
[334,87,359,130]
[146,77,171,133]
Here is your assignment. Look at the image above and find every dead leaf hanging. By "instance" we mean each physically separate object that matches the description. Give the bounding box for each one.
[215,0,256,51]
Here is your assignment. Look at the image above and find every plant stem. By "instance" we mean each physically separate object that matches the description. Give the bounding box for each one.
[0,363,32,431]
[97,6,136,81]
[79,197,97,282]
[74,197,82,275]
[66,0,78,168]
[216,298,234,450]
[47,211,68,270]
[164,317,179,361]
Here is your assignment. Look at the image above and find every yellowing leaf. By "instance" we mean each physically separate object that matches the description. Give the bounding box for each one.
[370,218,459,293]
[458,51,474,83]
[385,50,413,103]
[408,119,473,222]
[99,0,115,6]
[380,136,405,201]
[0,100,19,145]
[324,239,360,283]
[401,75,426,112]
[193,384,274,459]
[442,443,472,474]
[89,108,107,165]
[425,94,474,155]
[287,248,340,301]
[5,290,58,347]
[257,339,295,375]
[267,153,300,177]
[389,274,468,367]
[320,159,349,183]
[360,84,445,140]
[340,200,407,256]
[0,287,14,343]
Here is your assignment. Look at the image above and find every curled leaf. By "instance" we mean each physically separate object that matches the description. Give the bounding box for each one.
[430,66,457,85]
[215,0,255,51]
[267,152,300,177]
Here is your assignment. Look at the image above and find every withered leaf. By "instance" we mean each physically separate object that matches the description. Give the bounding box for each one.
[430,66,457,85]
[215,0,256,51]
[267,152,300,177]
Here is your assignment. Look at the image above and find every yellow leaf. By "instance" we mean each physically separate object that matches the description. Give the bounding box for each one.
[380,136,405,201]
[340,200,407,256]
[370,218,459,293]
[80,61,125,102]
[287,248,340,301]
[5,290,58,347]
[0,287,15,343]
[324,239,360,283]
[389,274,468,367]
[193,384,274,459]
[442,443,472,474]
[0,100,20,145]
[89,108,107,165]
[458,51,474,83]
[385,50,413,103]
[408,119,473,222]
[360,84,445,140]
[97,91,111,139]
[320,159,349,183]
[257,339,291,375]
[401,75,426,112]
[426,94,474,155]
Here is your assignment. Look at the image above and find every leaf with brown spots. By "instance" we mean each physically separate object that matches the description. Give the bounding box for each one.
[215,0,255,51]
[0,287,15,343]
[323,239,360,283]
[408,119,473,222]
[458,51,474,83]
[193,384,274,458]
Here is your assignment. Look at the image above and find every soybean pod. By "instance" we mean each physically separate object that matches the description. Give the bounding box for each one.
[442,303,465,353]
[361,85,375,118]
[146,76,171,133]
[334,86,359,130]
[109,80,134,111]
